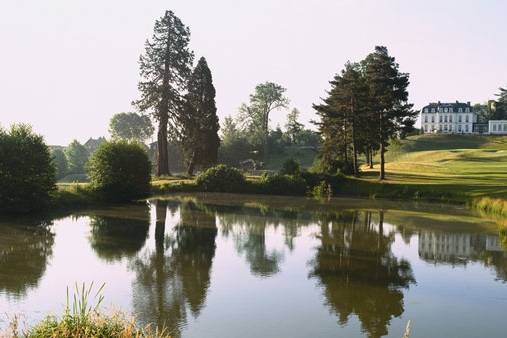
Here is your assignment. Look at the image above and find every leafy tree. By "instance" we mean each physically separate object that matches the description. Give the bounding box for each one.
[362,46,416,180]
[51,148,68,179]
[134,10,194,176]
[84,137,107,155]
[65,140,89,175]
[285,108,304,144]
[87,141,151,201]
[218,116,255,166]
[0,124,56,213]
[239,82,289,160]
[180,57,220,175]
[109,112,154,142]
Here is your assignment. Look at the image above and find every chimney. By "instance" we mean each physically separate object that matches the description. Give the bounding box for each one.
[467,101,471,106]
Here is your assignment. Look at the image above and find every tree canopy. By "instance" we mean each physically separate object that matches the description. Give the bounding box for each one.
[109,112,154,142]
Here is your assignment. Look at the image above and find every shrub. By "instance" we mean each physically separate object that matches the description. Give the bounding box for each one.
[87,141,151,201]
[312,180,332,199]
[260,173,307,196]
[279,158,301,176]
[301,171,343,193]
[196,164,246,192]
[0,124,56,213]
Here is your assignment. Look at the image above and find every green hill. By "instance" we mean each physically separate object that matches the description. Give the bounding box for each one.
[356,134,507,201]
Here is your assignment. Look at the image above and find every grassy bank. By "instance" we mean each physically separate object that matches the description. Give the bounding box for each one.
[4,283,170,338]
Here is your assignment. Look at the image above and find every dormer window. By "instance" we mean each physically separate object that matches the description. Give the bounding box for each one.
[431,108,436,113]
[424,108,429,113]
[459,108,463,113]
[449,108,453,113]
[444,108,448,113]
[465,108,470,113]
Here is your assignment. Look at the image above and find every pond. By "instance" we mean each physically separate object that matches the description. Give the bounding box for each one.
[1,194,507,338]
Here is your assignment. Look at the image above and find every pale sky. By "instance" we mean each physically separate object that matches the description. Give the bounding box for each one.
[1,0,506,145]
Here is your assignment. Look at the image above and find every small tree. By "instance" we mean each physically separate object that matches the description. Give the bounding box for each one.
[0,124,56,213]
[87,141,152,201]
[51,148,68,179]
[285,108,304,144]
[109,112,154,142]
[65,140,89,175]
[240,82,289,161]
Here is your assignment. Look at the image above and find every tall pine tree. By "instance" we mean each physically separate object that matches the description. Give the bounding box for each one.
[362,46,415,180]
[134,10,193,176]
[180,57,220,175]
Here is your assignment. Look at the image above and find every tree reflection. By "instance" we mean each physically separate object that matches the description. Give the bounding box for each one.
[88,204,150,262]
[0,219,54,298]
[309,210,415,338]
[131,200,217,337]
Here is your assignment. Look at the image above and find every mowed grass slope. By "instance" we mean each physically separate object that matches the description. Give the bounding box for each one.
[358,134,507,200]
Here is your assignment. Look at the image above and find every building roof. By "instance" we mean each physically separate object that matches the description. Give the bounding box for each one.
[422,101,472,112]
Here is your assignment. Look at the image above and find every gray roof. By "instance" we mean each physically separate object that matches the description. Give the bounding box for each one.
[422,101,472,112]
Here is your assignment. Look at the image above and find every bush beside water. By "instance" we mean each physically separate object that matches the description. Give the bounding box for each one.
[0,124,56,213]
[196,164,247,193]
[87,141,151,202]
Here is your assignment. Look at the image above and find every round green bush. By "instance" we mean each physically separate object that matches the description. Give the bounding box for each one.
[279,158,301,176]
[87,141,151,201]
[0,124,56,213]
[196,164,246,192]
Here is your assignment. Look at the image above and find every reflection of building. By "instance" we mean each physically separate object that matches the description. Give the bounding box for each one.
[418,231,503,264]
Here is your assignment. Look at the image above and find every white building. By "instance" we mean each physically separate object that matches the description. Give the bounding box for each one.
[489,120,507,134]
[420,101,476,134]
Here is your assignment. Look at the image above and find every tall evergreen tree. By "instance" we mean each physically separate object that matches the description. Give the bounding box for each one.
[180,57,220,175]
[285,108,304,144]
[362,46,416,180]
[314,62,368,176]
[134,10,194,176]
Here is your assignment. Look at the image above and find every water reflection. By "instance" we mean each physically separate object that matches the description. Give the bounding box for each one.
[131,200,217,337]
[88,204,150,262]
[0,219,54,298]
[309,211,415,338]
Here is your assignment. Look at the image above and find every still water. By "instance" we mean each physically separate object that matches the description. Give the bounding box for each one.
[1,194,507,338]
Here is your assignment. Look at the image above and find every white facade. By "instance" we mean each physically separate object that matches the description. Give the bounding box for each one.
[488,120,507,134]
[420,101,476,134]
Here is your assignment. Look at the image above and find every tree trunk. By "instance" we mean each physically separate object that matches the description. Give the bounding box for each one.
[351,97,358,176]
[187,151,196,176]
[155,200,168,254]
[157,116,170,176]
[379,142,385,180]
[263,114,269,162]
[369,147,374,169]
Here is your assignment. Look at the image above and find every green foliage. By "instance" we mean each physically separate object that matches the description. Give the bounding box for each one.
[0,124,56,213]
[109,112,154,142]
[312,180,333,199]
[180,57,220,175]
[280,158,301,176]
[87,141,151,201]
[196,164,246,192]
[285,108,304,144]
[65,140,90,175]
[259,173,307,196]
[51,148,68,180]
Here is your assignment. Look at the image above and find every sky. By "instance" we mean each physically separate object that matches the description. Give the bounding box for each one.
[1,0,506,145]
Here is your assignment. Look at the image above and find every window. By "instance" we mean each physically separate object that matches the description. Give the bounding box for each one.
[439,125,443,131]
[449,115,453,123]
[458,125,462,132]
[504,124,507,132]
[424,115,428,123]
[439,115,443,123]
[424,108,429,113]
[431,116,435,123]
[459,108,463,113]
[444,125,448,131]
[444,108,448,112]
[465,115,469,123]
[444,116,447,122]
[458,115,462,123]
[449,125,453,132]
[431,108,436,113]
[465,125,469,132]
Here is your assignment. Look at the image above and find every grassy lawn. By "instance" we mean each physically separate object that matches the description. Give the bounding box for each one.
[355,134,507,200]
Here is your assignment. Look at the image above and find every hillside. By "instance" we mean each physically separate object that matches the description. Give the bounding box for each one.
[358,134,507,200]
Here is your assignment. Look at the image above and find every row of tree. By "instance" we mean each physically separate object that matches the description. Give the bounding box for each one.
[314,46,417,179]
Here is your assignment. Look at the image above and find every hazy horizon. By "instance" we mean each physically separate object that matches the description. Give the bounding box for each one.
[1,0,506,145]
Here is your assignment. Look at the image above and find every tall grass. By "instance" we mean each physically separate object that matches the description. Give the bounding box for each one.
[6,283,171,338]
[471,197,507,219]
